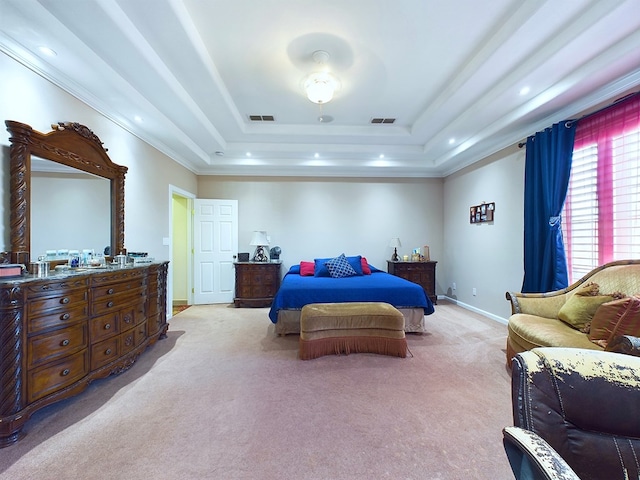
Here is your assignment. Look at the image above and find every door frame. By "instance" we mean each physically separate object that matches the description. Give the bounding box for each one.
[168,185,195,315]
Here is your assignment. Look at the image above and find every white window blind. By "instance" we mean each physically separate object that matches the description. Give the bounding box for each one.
[562,127,640,283]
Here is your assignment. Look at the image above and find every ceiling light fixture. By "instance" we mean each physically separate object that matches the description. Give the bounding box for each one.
[304,50,339,105]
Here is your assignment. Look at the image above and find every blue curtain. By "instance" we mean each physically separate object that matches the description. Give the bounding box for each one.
[521,121,576,293]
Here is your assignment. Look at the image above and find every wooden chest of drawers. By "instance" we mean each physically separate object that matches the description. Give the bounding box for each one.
[387,260,438,304]
[0,262,168,447]
[233,262,281,307]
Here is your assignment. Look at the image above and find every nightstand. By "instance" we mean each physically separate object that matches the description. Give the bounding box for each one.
[387,260,437,304]
[233,262,281,307]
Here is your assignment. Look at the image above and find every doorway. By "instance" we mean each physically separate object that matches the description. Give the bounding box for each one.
[169,186,195,315]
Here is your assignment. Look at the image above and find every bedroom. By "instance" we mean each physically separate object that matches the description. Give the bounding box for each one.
[1,0,639,324]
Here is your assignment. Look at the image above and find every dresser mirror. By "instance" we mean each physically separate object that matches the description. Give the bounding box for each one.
[5,120,127,264]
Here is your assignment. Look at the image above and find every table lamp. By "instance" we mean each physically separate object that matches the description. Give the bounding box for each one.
[389,237,402,261]
[250,231,270,262]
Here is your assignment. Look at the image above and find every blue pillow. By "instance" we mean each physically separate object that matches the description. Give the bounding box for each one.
[324,254,358,278]
[289,265,301,275]
[314,254,363,277]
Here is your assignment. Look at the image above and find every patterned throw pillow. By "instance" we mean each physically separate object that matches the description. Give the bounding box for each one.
[324,254,358,278]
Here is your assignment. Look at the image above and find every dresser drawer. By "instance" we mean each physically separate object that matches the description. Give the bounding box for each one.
[90,312,120,343]
[27,323,88,369]
[147,312,162,337]
[92,278,147,299]
[28,289,88,317]
[28,349,89,403]
[90,337,120,370]
[28,304,89,334]
[119,302,147,331]
[91,288,146,316]
[26,278,89,297]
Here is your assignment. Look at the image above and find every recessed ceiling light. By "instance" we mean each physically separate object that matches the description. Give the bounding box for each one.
[246,152,251,157]
[448,138,455,145]
[134,115,143,123]
[314,153,320,159]
[379,154,385,159]
[519,86,530,96]
[38,46,57,57]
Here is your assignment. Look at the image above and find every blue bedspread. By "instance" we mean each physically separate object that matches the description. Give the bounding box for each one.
[268,265,434,323]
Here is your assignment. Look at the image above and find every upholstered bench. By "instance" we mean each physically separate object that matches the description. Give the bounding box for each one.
[299,302,408,360]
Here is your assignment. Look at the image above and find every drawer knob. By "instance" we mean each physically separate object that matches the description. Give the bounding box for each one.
[107,288,114,294]
[60,313,70,321]
[61,369,70,376]
[107,301,114,308]
[61,339,70,346]
[60,297,70,304]
[105,348,112,355]
[104,323,111,330]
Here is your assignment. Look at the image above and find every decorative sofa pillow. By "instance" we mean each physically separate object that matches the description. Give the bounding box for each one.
[588,295,640,349]
[324,254,358,278]
[557,282,614,330]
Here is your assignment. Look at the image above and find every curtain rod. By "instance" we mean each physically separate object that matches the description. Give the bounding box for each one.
[518,90,640,148]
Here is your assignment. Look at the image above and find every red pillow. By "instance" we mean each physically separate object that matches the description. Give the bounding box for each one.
[361,257,371,275]
[300,261,315,276]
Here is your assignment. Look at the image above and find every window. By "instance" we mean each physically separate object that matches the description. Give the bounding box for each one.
[562,95,640,283]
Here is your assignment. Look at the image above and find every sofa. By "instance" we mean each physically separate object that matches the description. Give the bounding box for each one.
[504,347,640,480]
[505,259,640,366]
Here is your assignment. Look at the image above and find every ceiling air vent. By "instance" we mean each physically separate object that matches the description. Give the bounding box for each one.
[370,117,396,124]
[249,115,275,122]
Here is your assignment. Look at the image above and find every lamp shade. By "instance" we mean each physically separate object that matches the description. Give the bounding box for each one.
[389,237,402,248]
[249,231,269,246]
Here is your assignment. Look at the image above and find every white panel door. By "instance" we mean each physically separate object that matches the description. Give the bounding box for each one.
[193,199,238,304]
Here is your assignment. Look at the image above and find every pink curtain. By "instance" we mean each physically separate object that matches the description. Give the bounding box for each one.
[572,93,640,265]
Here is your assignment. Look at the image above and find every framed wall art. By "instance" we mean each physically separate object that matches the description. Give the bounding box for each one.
[470,202,495,224]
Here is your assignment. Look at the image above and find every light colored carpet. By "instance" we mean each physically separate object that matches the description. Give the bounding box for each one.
[0,301,514,480]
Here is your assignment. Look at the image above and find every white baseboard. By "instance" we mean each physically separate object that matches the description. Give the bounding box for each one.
[439,295,508,325]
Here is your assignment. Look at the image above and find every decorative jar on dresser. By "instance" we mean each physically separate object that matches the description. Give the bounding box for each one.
[233,261,281,307]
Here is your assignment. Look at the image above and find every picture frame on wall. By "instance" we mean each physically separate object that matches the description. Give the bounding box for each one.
[470,202,495,224]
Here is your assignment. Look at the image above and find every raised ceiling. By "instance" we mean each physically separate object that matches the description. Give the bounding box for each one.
[1,0,640,178]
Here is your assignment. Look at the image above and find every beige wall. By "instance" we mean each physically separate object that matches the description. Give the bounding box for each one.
[0,52,198,263]
[197,176,444,279]
[443,145,526,321]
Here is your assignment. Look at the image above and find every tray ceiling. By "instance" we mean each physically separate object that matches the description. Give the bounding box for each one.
[1,0,639,177]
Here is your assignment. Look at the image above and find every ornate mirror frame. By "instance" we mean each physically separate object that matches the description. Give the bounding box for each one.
[5,120,127,264]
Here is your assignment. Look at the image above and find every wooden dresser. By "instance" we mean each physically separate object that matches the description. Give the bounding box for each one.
[233,261,281,307]
[0,262,168,447]
[387,260,438,304]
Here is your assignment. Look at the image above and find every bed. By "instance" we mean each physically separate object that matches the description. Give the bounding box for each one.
[269,258,435,335]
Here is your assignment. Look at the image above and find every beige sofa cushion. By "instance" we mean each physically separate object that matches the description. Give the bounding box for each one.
[508,313,603,351]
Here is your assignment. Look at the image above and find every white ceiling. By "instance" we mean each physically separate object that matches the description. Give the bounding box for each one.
[1,0,640,178]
